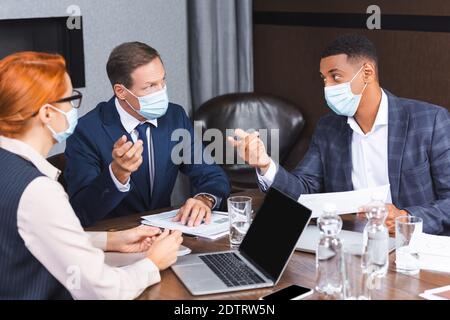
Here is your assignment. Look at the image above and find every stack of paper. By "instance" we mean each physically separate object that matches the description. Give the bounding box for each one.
[141,209,229,240]
[299,184,391,218]
[416,233,450,273]
[419,285,450,300]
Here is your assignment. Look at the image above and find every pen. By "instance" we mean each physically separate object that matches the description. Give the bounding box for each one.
[183,233,198,239]
[159,227,198,239]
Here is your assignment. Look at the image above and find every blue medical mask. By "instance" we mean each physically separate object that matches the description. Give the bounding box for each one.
[123,86,169,120]
[46,105,78,143]
[324,65,367,117]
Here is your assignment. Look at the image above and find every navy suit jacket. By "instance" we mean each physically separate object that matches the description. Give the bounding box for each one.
[65,97,230,227]
[265,91,450,235]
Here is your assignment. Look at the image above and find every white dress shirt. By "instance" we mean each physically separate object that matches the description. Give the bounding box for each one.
[257,89,392,203]
[347,89,391,202]
[109,98,158,192]
[0,136,160,300]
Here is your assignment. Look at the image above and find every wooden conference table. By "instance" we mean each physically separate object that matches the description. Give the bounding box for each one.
[87,189,449,300]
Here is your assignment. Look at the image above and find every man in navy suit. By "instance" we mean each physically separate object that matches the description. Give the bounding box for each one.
[65,42,230,227]
[229,34,450,235]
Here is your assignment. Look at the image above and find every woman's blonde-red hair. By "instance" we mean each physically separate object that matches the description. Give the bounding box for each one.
[0,51,68,136]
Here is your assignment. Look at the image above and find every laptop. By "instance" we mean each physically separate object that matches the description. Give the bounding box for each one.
[171,187,312,296]
[296,225,396,253]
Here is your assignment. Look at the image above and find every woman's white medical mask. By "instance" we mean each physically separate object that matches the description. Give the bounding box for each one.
[46,105,78,143]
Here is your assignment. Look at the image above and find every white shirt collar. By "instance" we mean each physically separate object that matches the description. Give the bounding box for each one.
[114,98,158,134]
[347,89,388,136]
[0,136,60,180]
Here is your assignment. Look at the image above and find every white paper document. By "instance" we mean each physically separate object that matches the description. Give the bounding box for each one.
[419,285,450,300]
[141,209,229,240]
[416,233,450,273]
[104,245,192,267]
[298,184,391,218]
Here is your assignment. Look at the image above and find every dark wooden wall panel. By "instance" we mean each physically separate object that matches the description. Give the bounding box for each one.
[253,0,450,169]
[254,0,450,16]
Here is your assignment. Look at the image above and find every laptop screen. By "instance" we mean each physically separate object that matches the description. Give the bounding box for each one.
[239,187,312,282]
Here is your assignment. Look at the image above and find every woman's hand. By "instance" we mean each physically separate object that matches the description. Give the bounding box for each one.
[106,225,162,253]
[147,230,183,270]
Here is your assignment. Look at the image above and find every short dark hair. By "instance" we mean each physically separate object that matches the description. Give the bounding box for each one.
[106,42,161,88]
[321,33,378,65]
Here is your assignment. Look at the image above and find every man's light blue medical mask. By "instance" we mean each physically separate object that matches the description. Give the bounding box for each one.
[123,85,169,120]
[46,105,78,143]
[324,65,367,117]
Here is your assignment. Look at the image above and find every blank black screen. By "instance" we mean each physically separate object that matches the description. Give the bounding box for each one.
[239,187,312,281]
[0,17,85,88]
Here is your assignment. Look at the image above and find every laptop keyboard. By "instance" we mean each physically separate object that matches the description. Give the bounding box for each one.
[200,252,266,287]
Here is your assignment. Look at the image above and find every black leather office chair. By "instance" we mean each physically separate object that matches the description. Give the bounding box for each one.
[194,93,305,191]
[47,153,67,191]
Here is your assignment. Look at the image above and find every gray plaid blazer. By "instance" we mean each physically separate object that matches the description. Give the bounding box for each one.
[266,90,450,235]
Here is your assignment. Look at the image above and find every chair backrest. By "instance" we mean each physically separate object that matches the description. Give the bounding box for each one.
[46,153,67,191]
[194,93,305,190]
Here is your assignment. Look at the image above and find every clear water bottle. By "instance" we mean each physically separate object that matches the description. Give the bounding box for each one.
[315,203,344,297]
[362,193,389,282]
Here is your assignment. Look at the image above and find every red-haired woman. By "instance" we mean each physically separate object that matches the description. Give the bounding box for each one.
[0,52,182,300]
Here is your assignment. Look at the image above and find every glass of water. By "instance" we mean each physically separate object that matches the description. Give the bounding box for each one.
[395,216,423,275]
[342,243,372,300]
[227,196,252,250]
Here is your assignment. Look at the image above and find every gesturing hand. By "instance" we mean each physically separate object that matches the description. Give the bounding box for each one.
[227,129,272,175]
[110,135,144,185]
